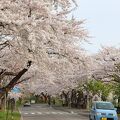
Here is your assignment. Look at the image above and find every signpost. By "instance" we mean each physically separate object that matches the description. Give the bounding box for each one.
[11,86,21,110]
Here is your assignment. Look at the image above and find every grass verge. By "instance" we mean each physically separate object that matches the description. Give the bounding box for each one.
[0,110,21,120]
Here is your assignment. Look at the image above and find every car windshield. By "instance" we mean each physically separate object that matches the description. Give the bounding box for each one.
[96,102,114,110]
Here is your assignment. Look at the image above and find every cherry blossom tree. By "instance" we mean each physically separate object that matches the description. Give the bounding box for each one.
[0,0,89,101]
[90,47,120,81]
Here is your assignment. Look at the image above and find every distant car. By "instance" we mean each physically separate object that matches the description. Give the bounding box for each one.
[23,101,31,107]
[89,101,118,120]
[115,107,120,114]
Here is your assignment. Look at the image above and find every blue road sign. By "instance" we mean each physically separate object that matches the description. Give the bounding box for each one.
[11,86,21,93]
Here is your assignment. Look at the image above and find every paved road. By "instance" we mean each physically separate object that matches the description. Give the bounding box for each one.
[20,104,89,120]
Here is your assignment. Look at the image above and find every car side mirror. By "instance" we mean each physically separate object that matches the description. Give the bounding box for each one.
[114,108,117,111]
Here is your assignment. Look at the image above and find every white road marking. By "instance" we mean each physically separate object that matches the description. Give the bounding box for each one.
[64,112,70,114]
[57,112,64,114]
[23,111,78,115]
[24,113,28,115]
[71,111,74,114]
[45,112,50,114]
[51,112,58,114]
[37,112,42,114]
[31,113,35,115]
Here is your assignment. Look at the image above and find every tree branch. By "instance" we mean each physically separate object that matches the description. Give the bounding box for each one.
[0,61,32,98]
[15,77,32,85]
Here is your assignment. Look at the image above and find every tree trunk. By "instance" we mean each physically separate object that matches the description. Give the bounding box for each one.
[0,61,32,99]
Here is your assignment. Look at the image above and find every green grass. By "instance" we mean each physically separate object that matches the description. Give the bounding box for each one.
[0,110,21,120]
[54,98,62,106]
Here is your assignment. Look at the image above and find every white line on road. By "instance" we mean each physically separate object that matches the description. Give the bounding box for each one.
[24,113,29,115]
[45,112,50,114]
[37,112,42,114]
[31,113,35,115]
[23,111,78,115]
[57,112,64,114]
[51,112,58,114]
[63,112,70,114]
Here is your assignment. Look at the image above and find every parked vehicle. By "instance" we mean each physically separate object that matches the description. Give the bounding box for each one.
[115,107,120,114]
[89,101,118,120]
[23,101,31,107]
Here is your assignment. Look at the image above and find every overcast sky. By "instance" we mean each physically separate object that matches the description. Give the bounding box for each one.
[73,0,120,53]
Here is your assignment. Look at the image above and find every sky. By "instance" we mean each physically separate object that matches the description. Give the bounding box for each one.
[73,0,120,54]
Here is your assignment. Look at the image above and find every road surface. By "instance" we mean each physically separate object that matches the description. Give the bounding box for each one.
[20,104,89,120]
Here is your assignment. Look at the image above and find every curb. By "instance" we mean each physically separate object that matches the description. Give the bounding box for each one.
[18,108,23,120]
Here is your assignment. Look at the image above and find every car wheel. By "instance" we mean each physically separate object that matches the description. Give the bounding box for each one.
[89,118,92,120]
[89,115,92,120]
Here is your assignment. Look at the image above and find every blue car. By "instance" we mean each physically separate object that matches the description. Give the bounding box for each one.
[89,101,118,120]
